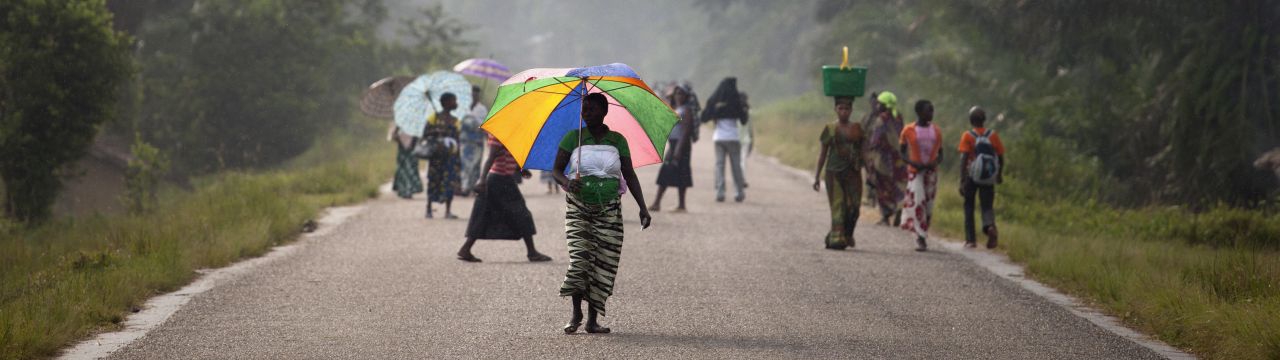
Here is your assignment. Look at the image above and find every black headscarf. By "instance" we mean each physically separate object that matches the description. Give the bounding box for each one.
[700,77,747,124]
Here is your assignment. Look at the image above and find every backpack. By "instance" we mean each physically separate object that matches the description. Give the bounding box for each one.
[967,129,1000,185]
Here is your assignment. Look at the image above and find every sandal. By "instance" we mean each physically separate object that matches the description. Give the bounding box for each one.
[563,321,582,334]
[585,323,611,334]
[528,253,552,262]
[457,253,482,263]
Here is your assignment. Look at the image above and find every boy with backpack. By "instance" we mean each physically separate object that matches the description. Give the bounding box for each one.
[956,106,1005,249]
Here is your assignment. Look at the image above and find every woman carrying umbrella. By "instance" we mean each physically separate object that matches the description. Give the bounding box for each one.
[389,125,423,199]
[425,92,462,219]
[554,93,653,334]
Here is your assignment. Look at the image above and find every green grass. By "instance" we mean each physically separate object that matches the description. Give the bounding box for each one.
[0,119,394,360]
[757,94,1280,359]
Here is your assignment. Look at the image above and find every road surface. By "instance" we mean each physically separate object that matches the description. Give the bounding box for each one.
[99,138,1166,359]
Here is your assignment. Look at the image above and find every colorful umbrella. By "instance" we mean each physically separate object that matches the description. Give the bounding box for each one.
[393,71,473,136]
[453,58,512,82]
[481,63,679,171]
[360,75,414,119]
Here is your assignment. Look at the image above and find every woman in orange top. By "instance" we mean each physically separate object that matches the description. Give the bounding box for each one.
[899,100,943,251]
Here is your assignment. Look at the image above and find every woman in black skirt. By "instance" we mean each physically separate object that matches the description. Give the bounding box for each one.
[457,133,552,262]
[648,84,696,212]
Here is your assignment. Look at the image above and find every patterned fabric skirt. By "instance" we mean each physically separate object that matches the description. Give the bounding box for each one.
[459,141,485,193]
[901,169,939,238]
[393,145,423,199]
[866,152,906,217]
[465,173,536,240]
[559,193,624,316]
[427,154,461,203]
[655,139,693,188]
[824,167,862,249]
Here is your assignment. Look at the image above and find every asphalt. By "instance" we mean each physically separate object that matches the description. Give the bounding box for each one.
[102,138,1165,359]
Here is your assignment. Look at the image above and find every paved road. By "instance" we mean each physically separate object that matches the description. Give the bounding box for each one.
[105,138,1163,359]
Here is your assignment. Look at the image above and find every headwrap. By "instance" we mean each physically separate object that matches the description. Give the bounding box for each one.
[700,77,747,123]
[877,91,899,118]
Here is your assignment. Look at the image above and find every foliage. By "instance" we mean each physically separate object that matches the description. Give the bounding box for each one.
[120,0,470,177]
[122,135,169,214]
[0,119,392,359]
[0,0,133,222]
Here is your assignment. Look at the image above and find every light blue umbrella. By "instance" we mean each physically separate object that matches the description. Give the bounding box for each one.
[393,71,474,136]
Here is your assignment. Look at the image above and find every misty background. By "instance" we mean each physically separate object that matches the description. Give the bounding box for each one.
[4,0,1278,221]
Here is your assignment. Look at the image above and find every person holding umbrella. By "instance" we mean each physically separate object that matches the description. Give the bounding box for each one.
[424,92,462,219]
[553,93,653,334]
[480,64,674,334]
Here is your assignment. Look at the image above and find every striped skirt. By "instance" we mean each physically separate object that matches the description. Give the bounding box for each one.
[559,193,624,316]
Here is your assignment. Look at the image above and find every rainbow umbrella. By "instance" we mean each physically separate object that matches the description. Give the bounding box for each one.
[481,63,678,171]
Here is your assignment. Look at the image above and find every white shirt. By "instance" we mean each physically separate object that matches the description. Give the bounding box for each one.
[713,118,740,141]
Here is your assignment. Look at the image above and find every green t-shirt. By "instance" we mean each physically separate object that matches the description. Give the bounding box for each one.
[560,128,629,204]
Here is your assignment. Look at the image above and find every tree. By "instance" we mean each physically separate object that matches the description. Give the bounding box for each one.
[0,0,132,222]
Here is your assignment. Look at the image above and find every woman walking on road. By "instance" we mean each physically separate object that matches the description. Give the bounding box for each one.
[554,93,652,334]
[425,93,462,219]
[813,96,865,250]
[649,84,696,212]
[702,77,749,203]
[865,91,907,226]
[899,100,943,251]
[457,132,552,263]
[458,86,489,197]
[389,123,423,199]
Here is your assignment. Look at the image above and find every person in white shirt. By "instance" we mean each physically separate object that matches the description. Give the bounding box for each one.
[458,86,489,196]
[701,77,749,202]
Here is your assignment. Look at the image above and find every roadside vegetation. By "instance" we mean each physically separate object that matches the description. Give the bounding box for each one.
[0,121,394,359]
[744,0,1278,357]
[756,93,1280,359]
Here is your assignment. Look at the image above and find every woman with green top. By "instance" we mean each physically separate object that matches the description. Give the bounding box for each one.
[553,93,652,334]
[813,96,865,250]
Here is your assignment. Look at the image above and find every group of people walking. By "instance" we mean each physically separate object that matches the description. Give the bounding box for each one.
[813,92,1006,252]
[387,75,1006,335]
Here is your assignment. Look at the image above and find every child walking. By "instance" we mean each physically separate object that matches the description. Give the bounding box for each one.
[957,106,1005,249]
[899,100,943,251]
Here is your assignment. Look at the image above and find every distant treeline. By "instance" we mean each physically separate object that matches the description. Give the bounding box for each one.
[108,0,470,175]
[1,0,473,222]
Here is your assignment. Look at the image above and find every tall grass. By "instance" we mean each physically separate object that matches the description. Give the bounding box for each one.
[757,94,1280,359]
[0,119,394,359]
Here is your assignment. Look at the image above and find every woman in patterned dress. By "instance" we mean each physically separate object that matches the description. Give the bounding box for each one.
[425,93,462,219]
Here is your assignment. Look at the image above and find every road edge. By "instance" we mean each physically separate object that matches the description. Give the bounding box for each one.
[57,191,378,360]
[757,154,1196,360]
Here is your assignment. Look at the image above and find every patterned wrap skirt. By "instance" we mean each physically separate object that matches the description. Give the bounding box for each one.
[559,193,624,316]
[393,144,423,199]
